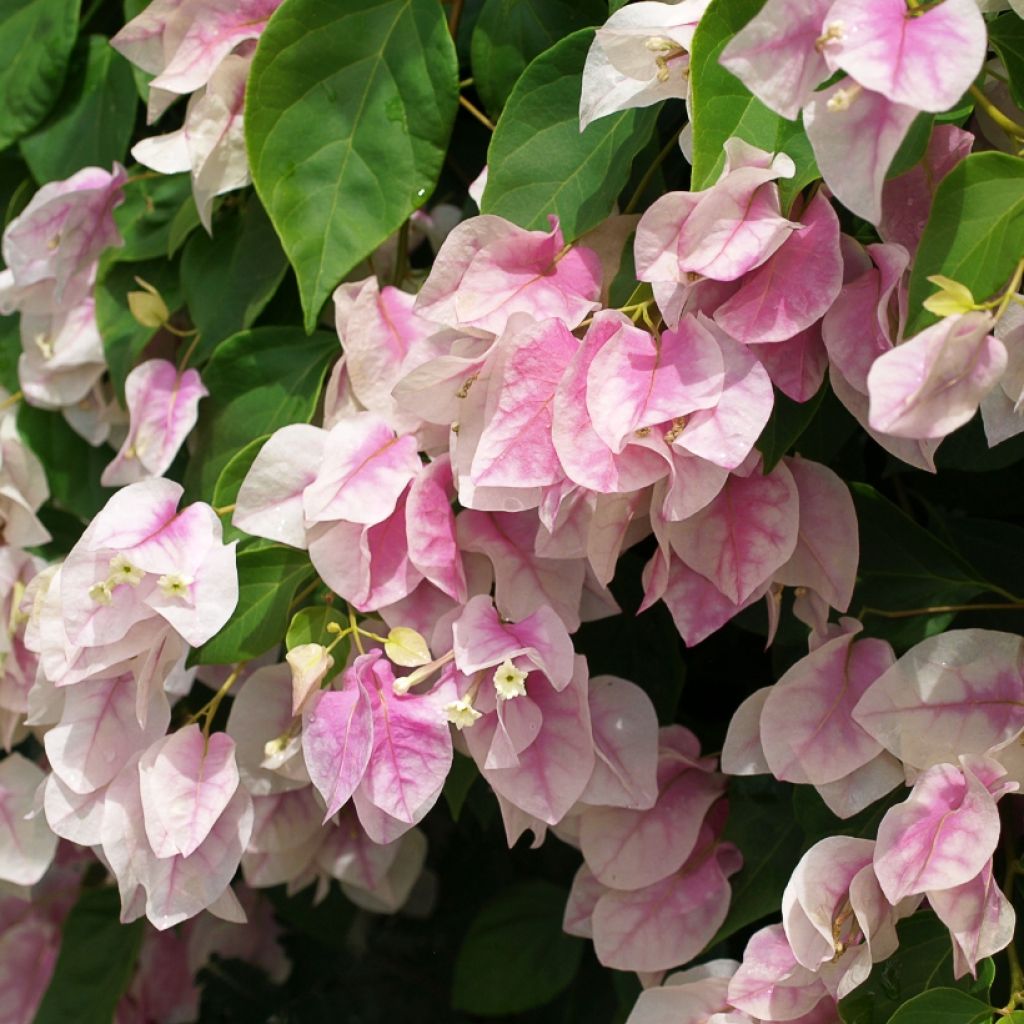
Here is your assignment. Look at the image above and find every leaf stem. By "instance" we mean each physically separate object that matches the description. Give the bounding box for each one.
[177,331,202,371]
[288,578,321,612]
[459,94,495,131]
[624,124,685,215]
[0,391,23,414]
[969,85,1024,141]
[861,601,1024,620]
[348,604,365,655]
[213,503,235,517]
[995,259,1024,323]
[448,0,465,37]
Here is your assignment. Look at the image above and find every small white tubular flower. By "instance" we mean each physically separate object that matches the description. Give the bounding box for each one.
[444,698,482,730]
[493,658,528,700]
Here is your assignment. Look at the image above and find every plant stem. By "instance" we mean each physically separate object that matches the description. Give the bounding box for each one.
[177,331,202,371]
[624,125,685,214]
[970,85,1024,140]
[995,259,1024,322]
[348,604,365,655]
[862,601,1024,620]
[459,94,495,131]
[0,391,22,413]
[448,0,465,37]
[213,503,235,517]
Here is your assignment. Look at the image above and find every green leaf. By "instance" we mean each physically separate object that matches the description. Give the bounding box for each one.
[839,914,994,1024]
[851,483,997,648]
[95,257,183,400]
[756,383,827,473]
[989,14,1024,111]
[211,434,270,543]
[481,29,658,240]
[184,326,337,500]
[886,113,935,181]
[181,195,289,358]
[286,605,347,683]
[906,152,1024,336]
[20,35,137,183]
[452,881,584,1016]
[470,0,606,116]
[246,0,459,332]
[166,194,202,258]
[443,751,479,822]
[0,0,80,150]
[111,172,196,264]
[194,545,314,664]
[886,989,993,1024]
[34,887,144,1024]
[0,314,21,394]
[16,404,112,520]
[711,776,803,944]
[689,0,818,201]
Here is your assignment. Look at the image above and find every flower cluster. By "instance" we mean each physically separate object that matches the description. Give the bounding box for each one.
[1,0,1023,1020]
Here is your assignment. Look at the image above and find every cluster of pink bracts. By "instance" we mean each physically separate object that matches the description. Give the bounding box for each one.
[1,0,1024,1021]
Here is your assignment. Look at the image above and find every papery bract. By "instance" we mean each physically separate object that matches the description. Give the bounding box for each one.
[866,313,1006,440]
[873,760,1003,903]
[853,629,1024,770]
[821,0,986,113]
[102,359,207,486]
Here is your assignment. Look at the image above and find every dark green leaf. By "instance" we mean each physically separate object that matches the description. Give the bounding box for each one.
[0,0,80,150]
[166,194,202,258]
[95,256,183,399]
[184,326,337,500]
[285,605,347,683]
[756,383,827,473]
[838,914,994,1024]
[34,887,144,1024]
[285,605,346,649]
[20,35,137,183]
[688,0,818,202]
[906,152,1024,336]
[246,0,459,331]
[886,113,935,181]
[443,751,479,822]
[481,29,658,240]
[711,776,803,944]
[111,172,195,263]
[470,0,606,116]
[452,881,584,1016]
[211,434,270,542]
[852,483,996,647]
[0,314,21,394]
[181,195,289,357]
[989,14,1024,111]
[17,404,112,520]
[194,545,314,664]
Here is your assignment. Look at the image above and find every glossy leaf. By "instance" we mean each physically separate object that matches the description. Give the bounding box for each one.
[180,195,289,358]
[246,0,459,331]
[194,545,314,664]
[688,0,818,201]
[110,171,195,264]
[481,29,658,240]
[989,14,1024,111]
[452,881,584,1016]
[838,913,994,1024]
[20,35,137,183]
[906,152,1024,336]
[184,326,337,499]
[470,0,606,116]
[756,382,827,473]
[33,887,144,1024]
[0,0,80,150]
[95,257,183,400]
[16,404,112,521]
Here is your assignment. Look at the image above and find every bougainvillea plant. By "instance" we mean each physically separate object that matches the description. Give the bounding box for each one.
[2,0,1024,1020]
